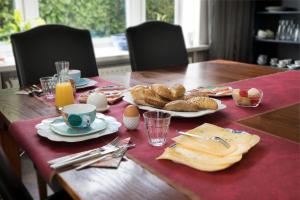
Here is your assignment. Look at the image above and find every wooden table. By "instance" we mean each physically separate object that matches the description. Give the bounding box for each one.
[0,60,298,200]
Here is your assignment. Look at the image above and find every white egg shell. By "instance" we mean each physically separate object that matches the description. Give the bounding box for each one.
[123,115,140,130]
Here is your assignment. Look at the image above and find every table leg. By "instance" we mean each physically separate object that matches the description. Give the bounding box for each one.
[0,123,21,177]
[36,170,48,200]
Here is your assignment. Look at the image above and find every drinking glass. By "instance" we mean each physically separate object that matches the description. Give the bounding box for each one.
[143,111,171,147]
[55,60,69,76]
[54,61,75,109]
[40,77,56,100]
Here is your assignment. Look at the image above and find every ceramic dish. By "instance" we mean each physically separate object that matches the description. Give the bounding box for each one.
[96,105,110,112]
[122,91,226,118]
[75,78,90,87]
[35,113,121,142]
[265,6,285,12]
[50,117,107,137]
[287,64,300,70]
[76,78,97,89]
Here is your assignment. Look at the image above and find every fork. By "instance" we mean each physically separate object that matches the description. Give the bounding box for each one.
[176,130,230,149]
[48,137,120,165]
[75,146,128,170]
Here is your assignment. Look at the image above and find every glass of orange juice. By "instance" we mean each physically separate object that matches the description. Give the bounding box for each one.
[55,81,75,109]
[54,61,75,110]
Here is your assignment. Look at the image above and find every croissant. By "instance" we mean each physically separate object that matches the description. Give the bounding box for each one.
[170,84,186,100]
[130,85,154,106]
[151,84,173,100]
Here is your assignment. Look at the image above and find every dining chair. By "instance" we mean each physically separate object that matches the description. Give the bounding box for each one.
[11,24,98,88]
[0,148,71,200]
[126,21,188,71]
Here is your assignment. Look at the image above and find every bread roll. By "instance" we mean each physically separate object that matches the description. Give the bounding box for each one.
[151,84,173,100]
[164,100,199,112]
[145,95,169,108]
[130,85,154,106]
[184,91,208,100]
[170,84,186,100]
[187,97,218,110]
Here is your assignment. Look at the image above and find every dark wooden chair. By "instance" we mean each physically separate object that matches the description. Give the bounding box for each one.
[0,147,72,200]
[11,24,98,88]
[126,21,188,71]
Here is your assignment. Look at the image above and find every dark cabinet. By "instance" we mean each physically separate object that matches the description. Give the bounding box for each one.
[252,0,300,68]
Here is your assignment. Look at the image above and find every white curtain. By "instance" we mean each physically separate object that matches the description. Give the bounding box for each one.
[175,0,209,47]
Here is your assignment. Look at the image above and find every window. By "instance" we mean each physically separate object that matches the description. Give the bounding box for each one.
[0,0,206,46]
[39,0,126,37]
[0,0,15,41]
[146,0,174,24]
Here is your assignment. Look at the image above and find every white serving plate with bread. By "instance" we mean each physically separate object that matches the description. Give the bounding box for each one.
[123,91,226,118]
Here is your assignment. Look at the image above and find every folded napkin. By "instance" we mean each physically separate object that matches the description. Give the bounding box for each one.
[157,123,260,172]
[75,137,130,169]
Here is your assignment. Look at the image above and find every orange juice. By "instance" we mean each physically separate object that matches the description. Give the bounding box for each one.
[55,82,75,108]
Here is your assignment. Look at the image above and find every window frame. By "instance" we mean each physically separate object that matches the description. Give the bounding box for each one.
[14,0,204,46]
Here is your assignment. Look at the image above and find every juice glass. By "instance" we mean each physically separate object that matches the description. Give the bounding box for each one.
[55,81,75,109]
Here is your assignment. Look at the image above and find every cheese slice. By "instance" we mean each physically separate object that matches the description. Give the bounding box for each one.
[157,146,236,172]
[173,135,237,156]
[157,123,260,172]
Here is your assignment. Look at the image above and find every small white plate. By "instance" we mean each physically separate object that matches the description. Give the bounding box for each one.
[76,78,98,89]
[50,118,107,137]
[122,91,226,118]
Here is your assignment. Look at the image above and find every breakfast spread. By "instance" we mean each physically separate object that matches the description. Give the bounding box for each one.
[157,123,260,172]
[130,84,218,112]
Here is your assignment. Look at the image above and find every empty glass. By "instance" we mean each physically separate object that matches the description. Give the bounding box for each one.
[40,77,56,100]
[143,111,171,147]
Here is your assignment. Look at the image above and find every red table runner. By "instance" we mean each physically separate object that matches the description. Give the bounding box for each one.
[217,70,300,121]
[8,70,300,200]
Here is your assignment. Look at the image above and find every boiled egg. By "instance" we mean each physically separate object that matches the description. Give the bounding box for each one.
[123,105,140,117]
[123,105,140,130]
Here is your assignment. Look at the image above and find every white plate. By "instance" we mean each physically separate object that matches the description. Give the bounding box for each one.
[76,78,97,89]
[35,113,121,142]
[122,91,226,118]
[287,64,300,70]
[50,118,107,137]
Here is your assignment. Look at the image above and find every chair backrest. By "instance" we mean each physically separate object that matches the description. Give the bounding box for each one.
[11,24,98,87]
[126,21,188,71]
[0,148,32,200]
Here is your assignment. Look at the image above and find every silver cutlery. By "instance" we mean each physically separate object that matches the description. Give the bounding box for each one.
[24,88,34,97]
[50,143,135,170]
[75,146,128,170]
[32,84,43,93]
[30,86,43,96]
[48,137,120,165]
[176,130,230,149]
